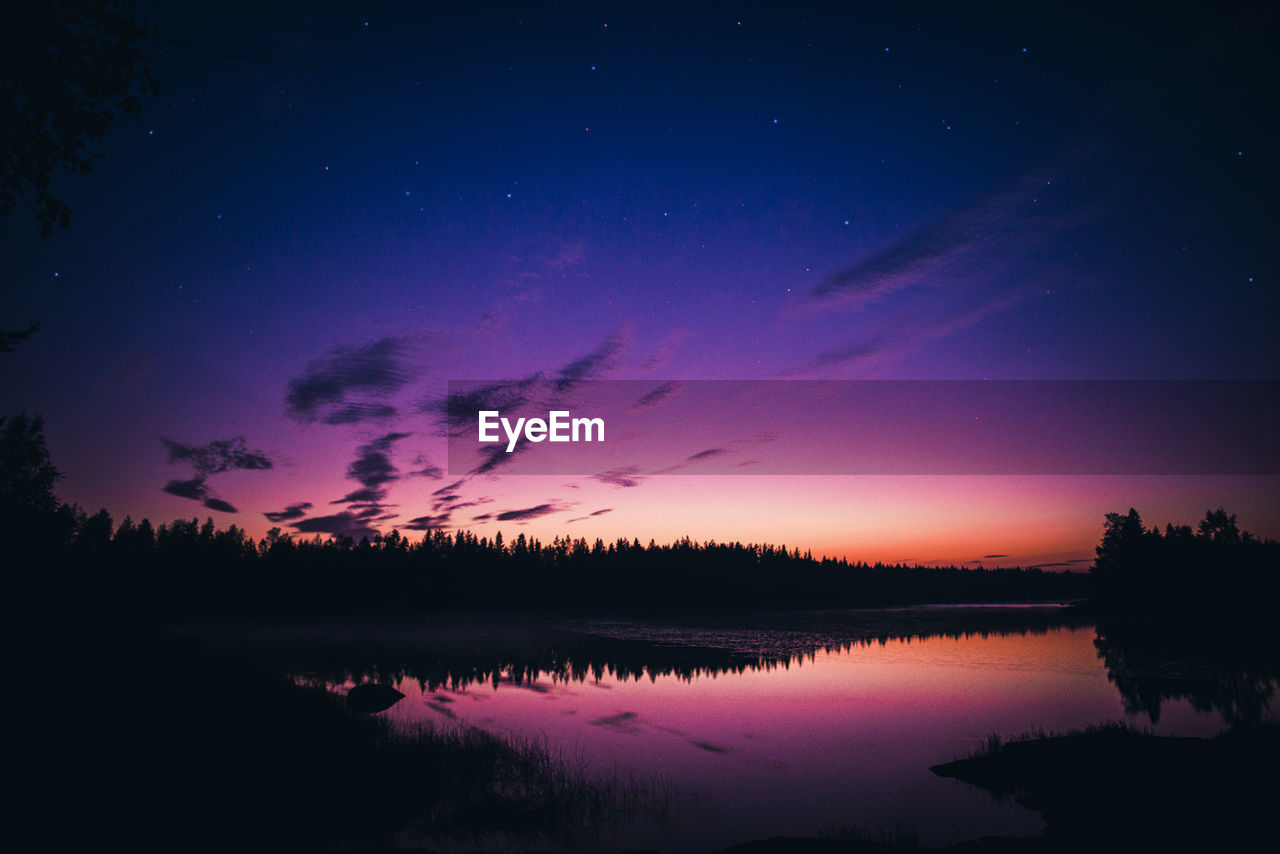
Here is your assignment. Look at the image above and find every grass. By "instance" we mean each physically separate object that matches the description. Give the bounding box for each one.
[119,634,672,852]
[820,822,921,848]
[380,715,674,843]
[967,720,1148,759]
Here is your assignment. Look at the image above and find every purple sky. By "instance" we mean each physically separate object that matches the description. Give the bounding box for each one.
[4,2,1277,567]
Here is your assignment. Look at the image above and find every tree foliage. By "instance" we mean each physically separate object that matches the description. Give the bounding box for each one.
[0,413,62,517]
[1,0,163,236]
[1089,507,1278,613]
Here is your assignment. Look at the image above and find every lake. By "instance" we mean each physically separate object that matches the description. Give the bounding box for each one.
[195,605,1276,852]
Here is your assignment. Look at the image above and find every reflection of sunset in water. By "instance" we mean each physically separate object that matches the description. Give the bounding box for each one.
[347,626,1245,851]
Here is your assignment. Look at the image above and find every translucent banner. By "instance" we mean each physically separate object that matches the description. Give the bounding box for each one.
[439,380,1280,476]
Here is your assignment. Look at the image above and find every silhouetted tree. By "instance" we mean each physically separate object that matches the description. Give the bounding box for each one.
[0,413,61,517]
[1198,507,1241,545]
[1090,507,1279,615]
[1,0,164,237]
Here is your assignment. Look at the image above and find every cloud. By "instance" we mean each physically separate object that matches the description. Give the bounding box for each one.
[163,477,208,501]
[333,486,384,504]
[331,432,410,505]
[630,381,681,411]
[160,436,271,514]
[264,502,312,522]
[429,477,470,511]
[553,331,624,392]
[592,466,644,488]
[286,337,409,423]
[162,437,273,475]
[807,153,1092,308]
[164,475,241,513]
[567,507,613,524]
[783,291,1024,376]
[654,448,731,474]
[495,503,563,522]
[404,512,452,531]
[406,455,443,479]
[323,403,398,425]
[444,498,492,511]
[433,478,467,496]
[472,513,492,521]
[202,497,238,513]
[472,442,531,475]
[422,378,536,436]
[982,553,1009,559]
[291,512,378,540]
[347,432,411,488]
[787,146,1100,377]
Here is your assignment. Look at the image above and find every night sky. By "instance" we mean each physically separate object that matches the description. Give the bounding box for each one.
[4,1,1277,569]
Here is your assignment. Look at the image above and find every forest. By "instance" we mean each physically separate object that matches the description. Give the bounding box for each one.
[2,413,1084,619]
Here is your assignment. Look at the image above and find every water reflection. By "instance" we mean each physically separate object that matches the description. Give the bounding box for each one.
[233,605,1088,692]
[195,606,1277,851]
[1094,617,1279,725]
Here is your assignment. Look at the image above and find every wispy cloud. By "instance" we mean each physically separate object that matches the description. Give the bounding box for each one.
[406,454,443,479]
[808,150,1093,309]
[787,146,1099,376]
[404,512,452,531]
[162,437,272,474]
[567,508,613,523]
[783,291,1024,376]
[655,447,731,473]
[592,466,644,488]
[554,331,625,392]
[495,503,565,522]
[422,378,536,437]
[264,501,312,522]
[286,337,409,424]
[630,381,681,411]
[331,432,410,505]
[159,436,272,513]
[292,511,378,541]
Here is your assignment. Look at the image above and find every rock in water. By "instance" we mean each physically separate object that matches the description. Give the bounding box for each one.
[346,683,404,713]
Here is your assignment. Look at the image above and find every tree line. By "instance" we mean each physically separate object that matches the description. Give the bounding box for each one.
[2,415,1084,619]
[1089,506,1280,615]
[23,507,1086,619]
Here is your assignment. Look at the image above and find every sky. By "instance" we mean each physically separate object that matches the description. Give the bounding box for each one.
[3,1,1277,569]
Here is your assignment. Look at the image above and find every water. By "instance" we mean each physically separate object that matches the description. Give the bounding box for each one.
[202,606,1276,851]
